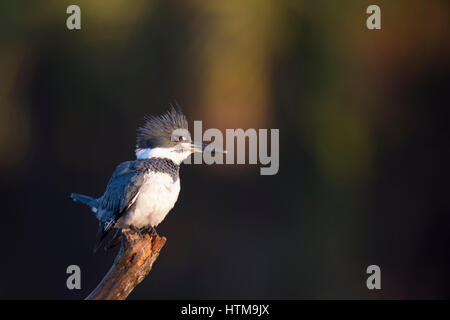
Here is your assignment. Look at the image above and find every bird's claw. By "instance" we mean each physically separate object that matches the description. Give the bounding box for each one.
[129,225,158,237]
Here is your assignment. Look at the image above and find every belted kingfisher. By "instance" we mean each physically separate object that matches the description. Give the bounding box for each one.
[71,106,225,251]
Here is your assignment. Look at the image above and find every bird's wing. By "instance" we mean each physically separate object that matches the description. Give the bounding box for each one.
[97,160,148,231]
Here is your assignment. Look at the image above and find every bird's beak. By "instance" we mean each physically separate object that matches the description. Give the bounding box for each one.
[189,142,227,154]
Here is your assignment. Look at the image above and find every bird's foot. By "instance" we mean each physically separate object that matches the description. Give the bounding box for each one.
[149,226,159,237]
[129,225,158,238]
[143,226,158,237]
[129,225,145,236]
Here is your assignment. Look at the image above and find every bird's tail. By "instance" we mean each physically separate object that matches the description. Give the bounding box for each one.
[70,193,99,208]
[93,223,121,253]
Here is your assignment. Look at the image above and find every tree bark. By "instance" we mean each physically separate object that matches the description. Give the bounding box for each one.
[85,230,166,300]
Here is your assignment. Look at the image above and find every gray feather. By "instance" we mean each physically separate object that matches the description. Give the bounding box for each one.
[136,105,188,149]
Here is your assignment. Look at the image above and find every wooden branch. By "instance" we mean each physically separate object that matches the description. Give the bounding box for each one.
[85,230,166,300]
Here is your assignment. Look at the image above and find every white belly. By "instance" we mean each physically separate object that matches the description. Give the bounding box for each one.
[117,171,180,228]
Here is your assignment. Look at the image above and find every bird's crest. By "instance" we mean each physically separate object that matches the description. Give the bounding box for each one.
[136,104,189,149]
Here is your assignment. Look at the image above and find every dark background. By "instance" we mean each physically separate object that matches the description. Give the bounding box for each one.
[0,1,449,299]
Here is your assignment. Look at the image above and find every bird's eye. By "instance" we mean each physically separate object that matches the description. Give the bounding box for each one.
[178,136,184,141]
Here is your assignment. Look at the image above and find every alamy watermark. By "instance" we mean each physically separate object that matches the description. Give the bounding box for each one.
[366,265,381,290]
[174,121,279,176]
[66,265,81,290]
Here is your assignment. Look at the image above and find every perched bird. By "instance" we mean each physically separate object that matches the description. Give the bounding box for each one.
[71,106,225,252]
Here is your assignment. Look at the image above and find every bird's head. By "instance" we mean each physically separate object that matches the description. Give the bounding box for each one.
[135,105,225,164]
